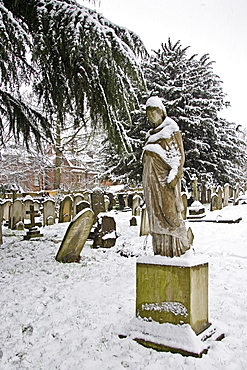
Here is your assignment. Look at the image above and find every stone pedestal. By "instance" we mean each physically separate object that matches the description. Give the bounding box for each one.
[120,255,224,357]
[136,256,209,335]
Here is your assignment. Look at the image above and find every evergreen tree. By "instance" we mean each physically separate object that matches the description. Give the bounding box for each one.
[1,0,146,150]
[102,39,246,186]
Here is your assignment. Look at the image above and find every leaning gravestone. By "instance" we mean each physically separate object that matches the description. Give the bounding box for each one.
[43,199,56,226]
[58,195,73,223]
[56,208,95,263]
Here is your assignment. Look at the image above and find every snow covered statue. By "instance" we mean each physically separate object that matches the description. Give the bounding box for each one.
[142,96,190,257]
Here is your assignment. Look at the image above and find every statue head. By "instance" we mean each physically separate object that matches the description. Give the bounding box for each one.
[146,96,167,128]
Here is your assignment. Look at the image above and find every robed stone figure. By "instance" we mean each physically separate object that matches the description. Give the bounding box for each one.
[142,96,190,257]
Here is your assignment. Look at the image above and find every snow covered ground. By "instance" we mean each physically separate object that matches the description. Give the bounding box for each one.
[0,201,247,369]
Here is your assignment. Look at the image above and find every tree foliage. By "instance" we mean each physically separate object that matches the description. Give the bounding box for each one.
[1,0,147,150]
[102,39,246,186]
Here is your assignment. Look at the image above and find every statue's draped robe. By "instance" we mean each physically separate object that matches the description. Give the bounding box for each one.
[142,117,189,257]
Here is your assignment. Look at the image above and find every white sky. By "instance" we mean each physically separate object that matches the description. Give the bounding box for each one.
[81,0,247,127]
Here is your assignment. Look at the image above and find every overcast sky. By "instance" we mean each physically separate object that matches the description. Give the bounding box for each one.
[81,0,247,127]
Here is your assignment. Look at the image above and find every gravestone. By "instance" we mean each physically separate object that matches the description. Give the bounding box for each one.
[223,184,230,207]
[191,174,199,201]
[234,183,240,205]
[188,201,205,219]
[216,186,223,210]
[93,214,117,248]
[210,194,218,211]
[123,194,128,208]
[23,196,34,220]
[73,193,84,216]
[132,193,142,216]
[181,193,188,220]
[0,203,2,245]
[24,205,43,240]
[130,216,137,226]
[200,183,207,204]
[1,200,12,223]
[83,190,92,204]
[9,199,24,230]
[91,187,105,217]
[105,192,114,211]
[76,200,91,214]
[139,205,149,236]
[43,199,56,226]
[117,193,125,210]
[56,208,95,263]
[59,195,73,223]
[104,195,110,212]
[207,188,211,204]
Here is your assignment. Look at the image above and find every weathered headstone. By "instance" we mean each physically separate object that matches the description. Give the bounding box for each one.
[83,190,92,204]
[23,196,34,220]
[200,183,207,204]
[210,194,218,211]
[93,214,117,248]
[43,199,56,226]
[207,188,211,204]
[91,187,105,217]
[123,194,128,208]
[104,194,110,212]
[234,183,240,205]
[117,193,125,210]
[188,201,205,218]
[24,204,43,240]
[76,200,91,214]
[223,184,229,207]
[191,174,199,201]
[1,199,12,223]
[130,216,137,226]
[139,205,149,236]
[9,199,24,230]
[132,193,142,216]
[0,203,3,245]
[56,208,95,263]
[59,195,73,223]
[216,186,223,210]
[73,193,84,216]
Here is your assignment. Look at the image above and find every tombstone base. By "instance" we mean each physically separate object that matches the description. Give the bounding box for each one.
[121,318,224,358]
[24,227,43,240]
[136,256,209,334]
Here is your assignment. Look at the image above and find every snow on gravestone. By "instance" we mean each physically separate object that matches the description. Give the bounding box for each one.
[58,195,73,223]
[9,199,24,230]
[43,199,56,226]
[55,208,95,263]
[91,187,105,217]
